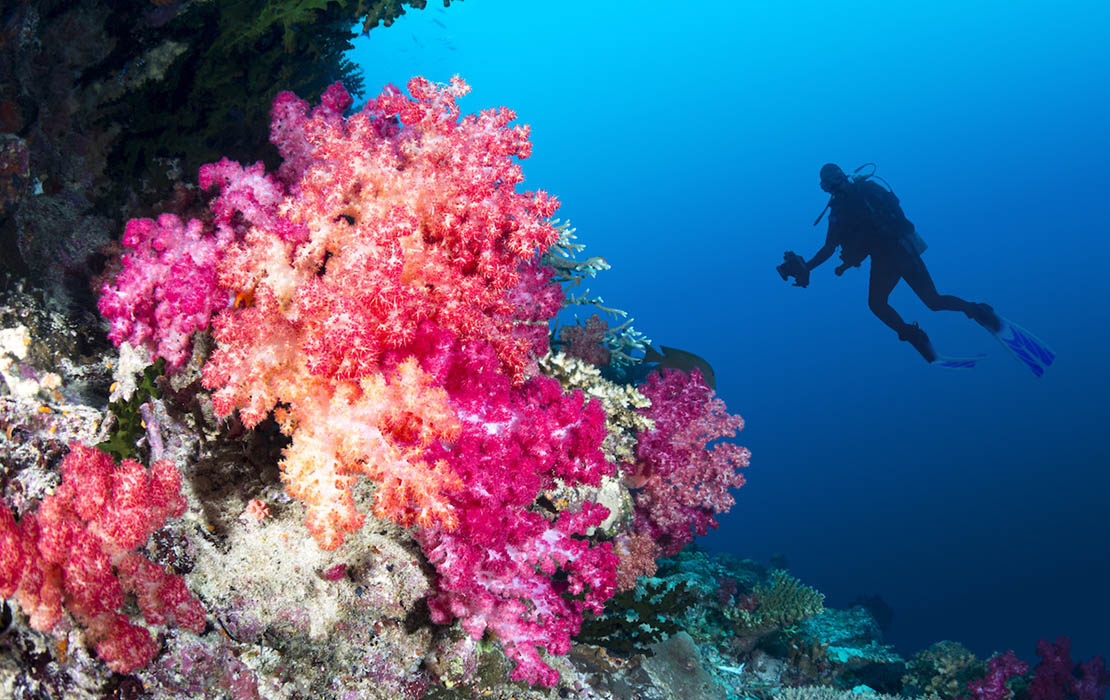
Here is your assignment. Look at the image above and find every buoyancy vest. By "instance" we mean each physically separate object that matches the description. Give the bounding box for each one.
[834,178,927,265]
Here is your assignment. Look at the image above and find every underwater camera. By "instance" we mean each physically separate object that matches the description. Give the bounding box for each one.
[777,251,810,288]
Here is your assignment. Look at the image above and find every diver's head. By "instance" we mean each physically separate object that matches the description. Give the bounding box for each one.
[819,163,849,193]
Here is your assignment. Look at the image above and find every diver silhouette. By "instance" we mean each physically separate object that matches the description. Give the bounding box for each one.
[778,163,1000,363]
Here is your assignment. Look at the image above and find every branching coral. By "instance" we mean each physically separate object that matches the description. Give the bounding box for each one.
[725,570,825,632]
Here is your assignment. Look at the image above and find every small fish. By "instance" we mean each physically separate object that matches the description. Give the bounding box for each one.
[642,344,716,389]
[718,664,745,676]
[432,18,447,28]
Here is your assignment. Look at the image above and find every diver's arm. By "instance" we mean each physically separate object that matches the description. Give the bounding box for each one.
[805,229,838,271]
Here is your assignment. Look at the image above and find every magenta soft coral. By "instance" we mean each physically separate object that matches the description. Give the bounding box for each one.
[627,368,751,557]
[0,443,204,673]
[1029,636,1110,700]
[965,651,1029,700]
[412,329,617,687]
[962,638,1110,700]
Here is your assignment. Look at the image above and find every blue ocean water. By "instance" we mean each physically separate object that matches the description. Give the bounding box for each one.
[350,1,1109,662]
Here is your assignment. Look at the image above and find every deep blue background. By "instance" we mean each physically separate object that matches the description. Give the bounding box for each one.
[349,1,1110,662]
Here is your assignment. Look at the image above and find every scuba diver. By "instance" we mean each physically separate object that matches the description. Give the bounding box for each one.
[778,163,1001,364]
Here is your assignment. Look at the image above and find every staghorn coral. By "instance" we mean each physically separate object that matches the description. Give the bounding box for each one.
[726,569,825,633]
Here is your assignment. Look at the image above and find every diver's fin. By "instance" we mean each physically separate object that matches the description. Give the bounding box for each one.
[932,353,988,369]
[989,315,1055,377]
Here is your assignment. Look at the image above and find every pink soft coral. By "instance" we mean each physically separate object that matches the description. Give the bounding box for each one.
[965,651,1029,700]
[627,368,750,557]
[962,638,1110,700]
[0,443,204,673]
[98,214,232,368]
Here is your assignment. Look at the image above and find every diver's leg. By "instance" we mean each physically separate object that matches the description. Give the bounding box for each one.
[868,255,905,331]
[870,254,936,362]
[900,254,1000,331]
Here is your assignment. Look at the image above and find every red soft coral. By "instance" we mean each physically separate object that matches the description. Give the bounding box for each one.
[0,444,204,673]
[558,313,612,366]
[627,368,750,557]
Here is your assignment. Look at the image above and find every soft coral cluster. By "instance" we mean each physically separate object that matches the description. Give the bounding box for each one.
[962,638,1110,700]
[410,327,616,687]
[626,368,750,557]
[94,76,757,687]
[1029,636,1110,700]
[101,78,566,550]
[0,443,204,673]
[98,78,617,685]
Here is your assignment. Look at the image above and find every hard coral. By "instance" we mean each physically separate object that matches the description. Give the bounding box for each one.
[0,443,204,673]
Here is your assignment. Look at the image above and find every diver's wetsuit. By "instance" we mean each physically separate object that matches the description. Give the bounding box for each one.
[806,179,998,361]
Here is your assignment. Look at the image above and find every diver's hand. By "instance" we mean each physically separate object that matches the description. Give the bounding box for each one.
[834,263,849,276]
